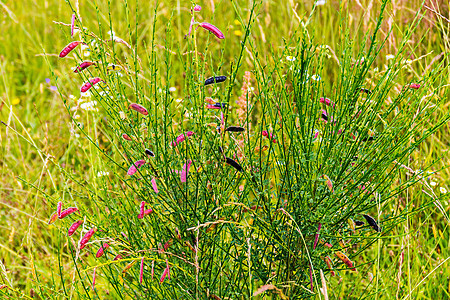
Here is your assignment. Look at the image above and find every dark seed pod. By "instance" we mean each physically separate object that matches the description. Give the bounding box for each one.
[205,76,227,86]
[213,102,227,109]
[361,88,372,95]
[321,113,328,121]
[354,220,365,226]
[362,214,381,232]
[361,136,376,142]
[225,157,243,172]
[225,126,245,132]
[145,149,155,157]
[218,146,224,154]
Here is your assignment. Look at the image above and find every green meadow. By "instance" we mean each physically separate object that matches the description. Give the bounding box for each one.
[0,0,449,299]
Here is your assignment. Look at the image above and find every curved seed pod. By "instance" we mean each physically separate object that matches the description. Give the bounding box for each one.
[122,261,137,274]
[324,256,336,276]
[213,102,227,108]
[206,104,221,109]
[96,243,110,258]
[409,83,420,89]
[159,260,170,284]
[59,207,78,219]
[139,257,145,284]
[204,76,227,86]
[171,131,195,147]
[122,133,132,141]
[92,267,96,290]
[354,220,365,226]
[80,77,103,93]
[57,201,62,217]
[127,160,146,176]
[198,22,225,39]
[335,251,356,271]
[68,220,83,236]
[74,61,95,73]
[145,149,155,157]
[360,88,372,94]
[48,212,58,225]
[113,254,122,261]
[143,209,153,216]
[59,41,83,58]
[139,201,146,217]
[225,126,244,132]
[80,228,97,250]
[129,103,148,116]
[151,178,158,193]
[321,110,329,122]
[363,214,381,232]
[225,157,243,172]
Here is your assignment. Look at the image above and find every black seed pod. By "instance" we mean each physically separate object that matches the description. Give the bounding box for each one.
[225,126,245,132]
[213,102,227,109]
[321,113,328,121]
[362,214,381,232]
[361,88,372,94]
[354,220,365,226]
[205,76,227,86]
[361,136,376,142]
[225,157,243,172]
[145,149,155,157]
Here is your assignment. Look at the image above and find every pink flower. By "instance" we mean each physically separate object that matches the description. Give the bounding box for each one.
[171,131,195,147]
[59,207,78,219]
[181,160,192,183]
[151,177,159,193]
[313,129,319,139]
[409,83,420,89]
[127,160,146,176]
[129,103,149,115]
[206,104,221,109]
[198,22,225,39]
[193,5,201,11]
[68,220,83,236]
[319,97,335,108]
[262,130,276,143]
[96,243,110,258]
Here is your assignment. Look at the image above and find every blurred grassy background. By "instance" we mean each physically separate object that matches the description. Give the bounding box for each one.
[1,0,449,298]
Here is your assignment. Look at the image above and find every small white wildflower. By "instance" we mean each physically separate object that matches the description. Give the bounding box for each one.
[248,86,255,92]
[430,181,437,187]
[373,67,379,72]
[386,54,395,60]
[80,44,90,57]
[440,187,447,194]
[69,94,77,101]
[286,56,296,62]
[80,91,91,99]
[117,72,123,77]
[80,100,98,111]
[311,74,321,81]
[405,59,412,64]
[175,98,183,103]
[73,114,80,119]
[184,111,193,118]
[119,111,126,119]
[315,0,326,5]
[169,87,177,92]
[97,171,110,177]
[107,30,116,38]
[158,88,163,93]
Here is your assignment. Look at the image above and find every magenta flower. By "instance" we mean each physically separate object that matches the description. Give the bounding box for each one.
[68,220,83,236]
[57,201,62,217]
[319,97,335,108]
[198,22,225,39]
[151,177,159,193]
[159,260,170,284]
[193,5,201,11]
[181,160,192,183]
[129,103,149,115]
[409,83,420,89]
[171,131,195,147]
[127,160,146,176]
[96,243,110,258]
[262,130,277,143]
